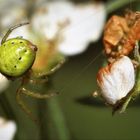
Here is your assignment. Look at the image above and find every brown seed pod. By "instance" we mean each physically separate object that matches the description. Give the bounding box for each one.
[103,11,140,62]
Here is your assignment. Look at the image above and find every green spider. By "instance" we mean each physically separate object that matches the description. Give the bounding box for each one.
[0,22,65,123]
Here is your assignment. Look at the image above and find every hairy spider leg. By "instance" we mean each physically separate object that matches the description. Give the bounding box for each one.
[1,22,29,45]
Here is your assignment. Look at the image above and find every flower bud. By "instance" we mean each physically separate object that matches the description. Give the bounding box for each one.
[97,56,135,105]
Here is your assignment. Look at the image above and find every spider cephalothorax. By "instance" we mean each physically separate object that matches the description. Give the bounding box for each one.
[103,11,140,62]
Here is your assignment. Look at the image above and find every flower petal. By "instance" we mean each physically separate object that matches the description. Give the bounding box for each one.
[97,56,135,105]
[0,73,9,93]
[0,117,16,140]
[0,0,26,29]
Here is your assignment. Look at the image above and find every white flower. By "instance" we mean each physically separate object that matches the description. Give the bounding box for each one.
[97,56,135,105]
[32,1,106,55]
[0,73,9,93]
[0,0,26,29]
[0,1,106,56]
[0,117,16,140]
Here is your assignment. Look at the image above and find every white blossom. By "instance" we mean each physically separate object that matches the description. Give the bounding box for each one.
[0,0,26,29]
[0,73,9,93]
[0,1,106,56]
[97,56,135,105]
[32,1,106,55]
[0,117,16,140]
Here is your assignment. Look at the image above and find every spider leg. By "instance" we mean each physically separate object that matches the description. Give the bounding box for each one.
[18,87,58,98]
[29,78,48,85]
[16,86,58,124]
[16,58,65,123]
[33,59,66,78]
[1,22,29,44]
[16,87,39,125]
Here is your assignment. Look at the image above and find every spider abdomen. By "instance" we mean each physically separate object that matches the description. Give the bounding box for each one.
[0,38,37,77]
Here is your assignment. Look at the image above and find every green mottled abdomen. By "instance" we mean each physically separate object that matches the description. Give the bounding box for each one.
[0,38,37,77]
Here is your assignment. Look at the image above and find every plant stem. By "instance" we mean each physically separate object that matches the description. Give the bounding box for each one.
[119,41,140,113]
[131,67,140,98]
[106,0,139,14]
[0,92,16,120]
[38,100,49,140]
[48,97,70,140]
[119,95,132,113]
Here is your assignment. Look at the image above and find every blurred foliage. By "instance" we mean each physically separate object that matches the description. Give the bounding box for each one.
[0,0,140,140]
